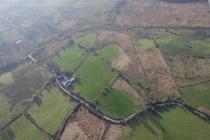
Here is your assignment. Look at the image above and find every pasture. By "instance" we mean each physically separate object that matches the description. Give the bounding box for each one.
[29,87,75,135]
[97,43,120,61]
[156,35,210,57]
[123,106,210,140]
[0,94,13,128]
[0,72,14,85]
[98,88,136,118]
[75,54,117,102]
[0,63,51,129]
[181,81,210,110]
[53,45,86,72]
[53,33,97,73]
[135,39,156,53]
[0,116,46,140]
[74,33,96,49]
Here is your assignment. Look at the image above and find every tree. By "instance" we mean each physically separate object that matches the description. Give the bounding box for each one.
[33,95,42,106]
[69,40,75,46]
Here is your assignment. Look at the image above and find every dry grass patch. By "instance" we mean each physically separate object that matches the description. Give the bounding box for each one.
[45,40,66,56]
[138,48,180,97]
[58,20,76,32]
[113,78,143,103]
[61,107,105,140]
[111,47,131,71]
[170,56,210,85]
[61,122,87,140]
[124,59,146,86]
[197,107,210,116]
[115,0,210,27]
[104,125,126,140]
[94,31,136,60]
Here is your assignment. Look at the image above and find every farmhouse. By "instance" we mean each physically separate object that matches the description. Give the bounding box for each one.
[62,76,76,87]
[58,73,76,88]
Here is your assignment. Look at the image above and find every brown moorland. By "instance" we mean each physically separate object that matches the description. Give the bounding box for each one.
[138,48,180,97]
[115,0,210,27]
[61,107,105,140]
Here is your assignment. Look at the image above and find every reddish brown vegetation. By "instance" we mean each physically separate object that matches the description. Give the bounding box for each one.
[183,56,200,79]
[94,31,136,60]
[138,48,180,97]
[104,125,125,140]
[58,20,76,32]
[115,0,210,27]
[111,47,131,71]
[113,78,143,102]
[61,107,105,140]
[171,56,210,85]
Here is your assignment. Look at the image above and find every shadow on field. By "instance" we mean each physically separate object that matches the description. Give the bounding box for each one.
[0,128,16,140]
[129,109,166,136]
[129,106,181,136]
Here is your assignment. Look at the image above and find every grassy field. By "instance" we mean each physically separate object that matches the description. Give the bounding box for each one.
[156,35,210,85]
[75,54,117,102]
[156,35,210,57]
[123,106,210,140]
[53,45,86,72]
[0,64,51,129]
[53,33,97,73]
[98,88,136,118]
[0,116,46,140]
[135,39,156,53]
[2,63,51,106]
[181,82,210,110]
[0,94,13,128]
[74,33,96,49]
[0,72,14,85]
[29,87,75,135]
[97,43,120,61]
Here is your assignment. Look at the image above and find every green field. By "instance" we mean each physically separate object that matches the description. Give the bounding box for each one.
[53,33,97,73]
[0,116,46,140]
[53,45,86,72]
[0,64,51,129]
[75,54,117,102]
[0,72,14,85]
[135,39,156,53]
[156,35,210,57]
[0,73,14,128]
[0,94,13,128]
[123,106,210,140]
[97,44,120,61]
[156,35,210,86]
[74,33,96,49]
[181,82,210,110]
[29,87,75,135]
[98,88,136,118]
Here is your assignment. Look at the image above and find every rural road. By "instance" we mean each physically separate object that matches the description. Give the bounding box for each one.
[56,79,210,124]
[28,42,210,125]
